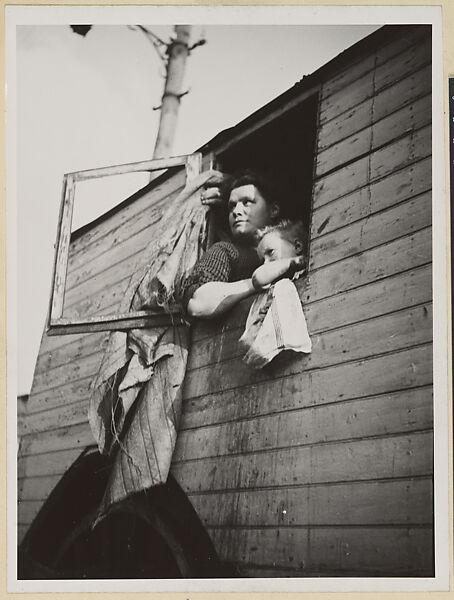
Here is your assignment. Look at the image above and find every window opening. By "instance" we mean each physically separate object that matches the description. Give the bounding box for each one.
[47,153,202,335]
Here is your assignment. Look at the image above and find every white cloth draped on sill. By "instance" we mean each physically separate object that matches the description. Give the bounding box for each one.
[239,278,312,369]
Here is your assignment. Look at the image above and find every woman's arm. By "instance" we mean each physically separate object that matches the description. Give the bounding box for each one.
[251,256,306,290]
[187,279,256,319]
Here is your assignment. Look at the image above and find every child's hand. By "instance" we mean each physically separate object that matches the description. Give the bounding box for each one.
[252,257,303,291]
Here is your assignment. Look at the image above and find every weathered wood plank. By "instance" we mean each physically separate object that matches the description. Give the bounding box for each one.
[63,249,145,315]
[303,227,431,303]
[310,191,431,270]
[19,422,94,459]
[316,93,431,177]
[313,125,431,207]
[66,208,163,290]
[28,375,92,416]
[305,264,431,333]
[181,345,432,429]
[68,170,185,258]
[65,190,179,292]
[318,64,431,151]
[22,398,89,436]
[18,474,62,502]
[184,303,432,398]
[209,525,433,576]
[18,447,83,479]
[320,37,431,124]
[31,351,103,398]
[18,500,46,526]
[321,27,430,99]
[34,331,109,377]
[63,274,130,319]
[175,387,432,461]
[189,477,432,527]
[172,431,433,492]
[311,156,431,237]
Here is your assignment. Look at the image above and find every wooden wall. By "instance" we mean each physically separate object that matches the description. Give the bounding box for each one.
[18,25,433,577]
[17,170,187,543]
[171,26,433,576]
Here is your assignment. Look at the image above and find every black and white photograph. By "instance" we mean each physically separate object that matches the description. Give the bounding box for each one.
[6,3,449,593]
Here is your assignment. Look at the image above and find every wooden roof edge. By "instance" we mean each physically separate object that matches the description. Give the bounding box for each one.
[71,23,429,240]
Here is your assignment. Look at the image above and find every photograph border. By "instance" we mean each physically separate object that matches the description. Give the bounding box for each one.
[3,1,452,597]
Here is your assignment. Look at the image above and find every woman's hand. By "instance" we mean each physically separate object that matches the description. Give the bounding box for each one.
[185,169,226,208]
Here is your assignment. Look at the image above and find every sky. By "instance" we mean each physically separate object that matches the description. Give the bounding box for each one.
[16,23,380,395]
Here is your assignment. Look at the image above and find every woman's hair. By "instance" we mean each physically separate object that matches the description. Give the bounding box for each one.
[222,169,280,210]
[255,218,308,253]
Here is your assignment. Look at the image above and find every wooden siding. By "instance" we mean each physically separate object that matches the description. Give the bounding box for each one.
[172,28,433,576]
[18,25,433,577]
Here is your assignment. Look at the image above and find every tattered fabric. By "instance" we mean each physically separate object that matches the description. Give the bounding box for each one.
[89,181,207,521]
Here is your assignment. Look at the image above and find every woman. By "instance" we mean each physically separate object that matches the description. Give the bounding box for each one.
[182,169,303,318]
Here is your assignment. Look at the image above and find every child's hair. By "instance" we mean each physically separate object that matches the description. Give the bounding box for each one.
[256,219,307,254]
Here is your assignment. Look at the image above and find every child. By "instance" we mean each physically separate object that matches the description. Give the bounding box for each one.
[252,219,307,291]
[239,219,312,368]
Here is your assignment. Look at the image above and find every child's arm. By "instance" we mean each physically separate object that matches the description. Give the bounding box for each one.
[252,256,306,291]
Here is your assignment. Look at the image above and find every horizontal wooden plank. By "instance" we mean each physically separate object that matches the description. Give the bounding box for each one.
[313,125,431,207]
[303,226,431,303]
[18,500,45,527]
[175,387,432,462]
[63,273,130,319]
[68,170,185,259]
[189,477,432,527]
[181,345,432,429]
[185,303,432,398]
[63,248,145,316]
[322,27,430,98]
[34,331,109,378]
[31,348,104,397]
[172,430,433,492]
[310,191,431,270]
[316,92,431,177]
[209,525,433,576]
[311,156,431,237]
[18,447,83,479]
[18,474,62,502]
[305,264,432,333]
[19,422,94,458]
[318,64,431,151]
[22,397,89,436]
[320,37,431,124]
[66,195,177,293]
[66,208,163,290]
[28,371,92,416]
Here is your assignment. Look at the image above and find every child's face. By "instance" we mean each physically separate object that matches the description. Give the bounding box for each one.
[257,231,298,263]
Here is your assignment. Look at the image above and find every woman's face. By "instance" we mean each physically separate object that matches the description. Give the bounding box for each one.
[228,184,277,241]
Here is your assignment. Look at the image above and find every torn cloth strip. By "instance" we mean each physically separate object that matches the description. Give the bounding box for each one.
[239,278,312,369]
[88,182,207,521]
